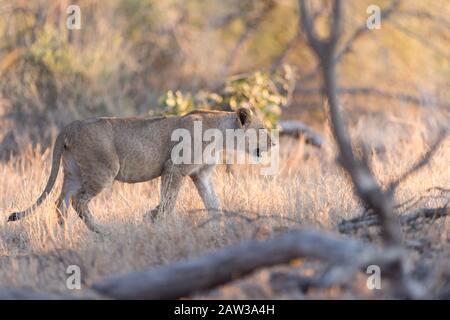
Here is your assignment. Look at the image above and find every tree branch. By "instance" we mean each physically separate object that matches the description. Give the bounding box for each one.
[92,229,386,299]
[298,0,402,246]
[338,204,450,234]
[388,129,449,193]
[297,0,402,85]
[295,86,450,108]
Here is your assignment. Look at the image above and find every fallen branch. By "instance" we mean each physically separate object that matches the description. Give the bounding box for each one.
[394,187,450,213]
[92,229,386,299]
[359,186,450,216]
[279,120,325,148]
[338,205,450,234]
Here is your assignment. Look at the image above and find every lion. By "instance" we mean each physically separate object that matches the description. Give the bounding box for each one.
[8,108,272,233]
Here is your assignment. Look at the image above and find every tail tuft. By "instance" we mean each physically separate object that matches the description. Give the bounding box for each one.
[7,212,22,222]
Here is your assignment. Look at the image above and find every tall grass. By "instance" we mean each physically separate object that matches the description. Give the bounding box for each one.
[0,111,448,296]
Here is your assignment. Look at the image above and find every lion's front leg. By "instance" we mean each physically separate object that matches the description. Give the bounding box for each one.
[147,165,185,221]
[191,173,220,213]
[191,167,223,238]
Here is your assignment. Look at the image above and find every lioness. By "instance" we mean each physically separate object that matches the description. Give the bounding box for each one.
[8,108,271,233]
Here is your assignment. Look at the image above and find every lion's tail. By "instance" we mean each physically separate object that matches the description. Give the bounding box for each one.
[8,132,65,222]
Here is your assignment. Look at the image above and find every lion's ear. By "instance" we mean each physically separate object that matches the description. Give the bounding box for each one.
[236,108,253,127]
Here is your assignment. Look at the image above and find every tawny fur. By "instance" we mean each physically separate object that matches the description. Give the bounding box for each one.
[8,108,268,233]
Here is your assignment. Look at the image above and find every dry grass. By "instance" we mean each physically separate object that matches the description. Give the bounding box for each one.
[0,110,449,298]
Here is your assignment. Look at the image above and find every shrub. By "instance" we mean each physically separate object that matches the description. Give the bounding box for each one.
[156,64,296,128]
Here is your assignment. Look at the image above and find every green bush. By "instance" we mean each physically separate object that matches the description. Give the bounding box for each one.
[156,65,296,128]
[157,90,195,116]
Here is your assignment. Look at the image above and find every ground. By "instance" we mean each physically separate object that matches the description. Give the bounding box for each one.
[0,109,449,299]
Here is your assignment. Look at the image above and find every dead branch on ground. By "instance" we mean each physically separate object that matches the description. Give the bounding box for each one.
[338,204,450,235]
[92,229,398,299]
[279,120,325,148]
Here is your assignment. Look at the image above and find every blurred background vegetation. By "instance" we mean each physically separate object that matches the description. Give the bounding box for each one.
[0,0,449,156]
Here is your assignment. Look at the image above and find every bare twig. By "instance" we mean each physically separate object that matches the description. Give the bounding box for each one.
[390,20,450,61]
[344,186,450,230]
[219,1,275,78]
[295,86,450,109]
[338,204,450,234]
[297,0,403,85]
[299,0,402,246]
[388,128,449,192]
[270,32,301,71]
[396,9,450,31]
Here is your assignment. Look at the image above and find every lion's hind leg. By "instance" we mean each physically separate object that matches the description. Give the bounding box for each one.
[55,175,79,227]
[73,187,104,234]
[72,165,119,234]
[55,152,82,227]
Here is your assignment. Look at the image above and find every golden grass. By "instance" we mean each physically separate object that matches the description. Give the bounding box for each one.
[0,112,449,296]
